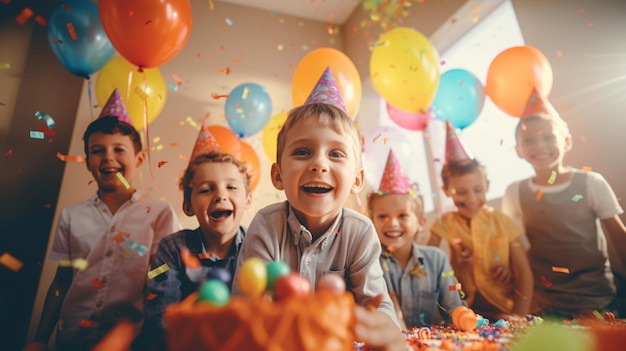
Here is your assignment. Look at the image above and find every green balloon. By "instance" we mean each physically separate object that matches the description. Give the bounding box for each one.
[266,260,290,290]
[511,324,592,351]
[198,279,230,307]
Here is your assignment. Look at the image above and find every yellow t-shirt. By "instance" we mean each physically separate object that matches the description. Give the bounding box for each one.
[430,206,521,313]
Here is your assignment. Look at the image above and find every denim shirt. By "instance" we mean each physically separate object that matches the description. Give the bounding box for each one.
[141,227,245,345]
[380,244,465,328]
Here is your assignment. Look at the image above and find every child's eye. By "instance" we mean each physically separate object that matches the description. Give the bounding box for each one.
[329,150,345,158]
[376,214,389,221]
[227,185,238,190]
[90,148,104,155]
[292,149,309,156]
[198,187,213,194]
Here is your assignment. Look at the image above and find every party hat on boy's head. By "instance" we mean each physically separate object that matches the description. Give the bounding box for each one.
[190,123,220,160]
[304,66,347,112]
[445,119,473,163]
[521,87,557,118]
[98,88,131,124]
[378,149,413,195]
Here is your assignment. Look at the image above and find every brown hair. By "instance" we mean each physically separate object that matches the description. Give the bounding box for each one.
[83,116,142,156]
[440,159,487,189]
[179,152,251,204]
[275,103,362,168]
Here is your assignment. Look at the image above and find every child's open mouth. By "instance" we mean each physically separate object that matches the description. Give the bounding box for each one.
[302,184,332,194]
[210,210,233,219]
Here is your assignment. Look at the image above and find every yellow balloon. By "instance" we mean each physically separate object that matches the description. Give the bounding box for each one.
[262,112,288,163]
[370,27,440,113]
[95,56,166,130]
[236,257,267,298]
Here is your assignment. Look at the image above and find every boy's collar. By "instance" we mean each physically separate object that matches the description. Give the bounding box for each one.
[286,202,342,247]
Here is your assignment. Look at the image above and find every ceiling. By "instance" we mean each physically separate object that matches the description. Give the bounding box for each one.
[216,0,361,25]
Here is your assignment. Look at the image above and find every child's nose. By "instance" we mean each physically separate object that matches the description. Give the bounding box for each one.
[309,158,329,173]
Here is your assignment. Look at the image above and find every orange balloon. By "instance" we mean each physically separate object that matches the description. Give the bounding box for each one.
[239,141,261,193]
[485,45,553,117]
[292,48,361,118]
[99,0,192,69]
[206,125,242,159]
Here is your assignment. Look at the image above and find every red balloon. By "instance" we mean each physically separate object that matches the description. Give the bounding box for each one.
[485,45,553,117]
[386,103,432,131]
[99,0,192,69]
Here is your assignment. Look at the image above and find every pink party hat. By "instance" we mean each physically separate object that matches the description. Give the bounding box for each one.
[378,149,412,194]
[190,123,220,160]
[521,87,557,118]
[304,66,347,112]
[98,88,131,124]
[445,119,473,163]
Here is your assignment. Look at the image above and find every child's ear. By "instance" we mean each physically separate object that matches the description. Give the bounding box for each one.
[182,200,194,217]
[270,163,284,190]
[350,168,365,194]
[135,150,146,168]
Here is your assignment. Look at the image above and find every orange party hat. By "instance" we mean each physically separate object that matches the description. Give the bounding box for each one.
[98,88,131,124]
[190,123,220,160]
[521,87,557,118]
[445,119,473,163]
[304,66,347,112]
[378,149,412,194]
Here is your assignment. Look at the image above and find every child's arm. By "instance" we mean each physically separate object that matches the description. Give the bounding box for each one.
[602,215,626,261]
[23,266,73,351]
[354,301,408,351]
[509,239,533,317]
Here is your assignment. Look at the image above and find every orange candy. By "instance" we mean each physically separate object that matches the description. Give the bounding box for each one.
[451,306,478,332]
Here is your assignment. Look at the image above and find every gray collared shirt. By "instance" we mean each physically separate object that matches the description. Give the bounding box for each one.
[233,201,399,327]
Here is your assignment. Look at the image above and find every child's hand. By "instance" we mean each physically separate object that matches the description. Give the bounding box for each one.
[354,306,408,351]
[491,265,511,284]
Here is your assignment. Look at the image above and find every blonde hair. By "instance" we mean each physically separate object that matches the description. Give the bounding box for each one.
[275,103,362,168]
[366,184,424,218]
[515,113,570,140]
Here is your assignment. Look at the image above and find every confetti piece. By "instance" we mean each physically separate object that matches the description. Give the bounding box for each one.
[0,253,23,271]
[37,126,56,137]
[535,191,543,201]
[225,18,232,26]
[148,264,170,279]
[572,194,584,202]
[211,94,229,100]
[116,172,130,189]
[540,275,552,288]
[146,293,158,301]
[79,320,96,328]
[30,131,45,139]
[114,232,131,244]
[133,86,148,101]
[448,283,462,291]
[494,252,500,262]
[0,63,10,69]
[167,83,179,91]
[172,74,182,86]
[593,310,604,320]
[217,67,231,75]
[104,193,113,204]
[157,161,168,168]
[582,166,592,172]
[34,15,46,26]
[121,236,148,256]
[241,86,250,99]
[56,152,85,163]
[547,171,557,184]
[441,270,455,277]
[181,247,200,269]
[58,258,88,270]
[92,277,104,289]
[66,23,78,40]
[16,7,33,25]
[208,0,214,10]
[185,116,200,130]
[552,266,570,274]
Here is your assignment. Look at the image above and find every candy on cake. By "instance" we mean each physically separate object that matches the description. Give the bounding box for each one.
[163,258,357,351]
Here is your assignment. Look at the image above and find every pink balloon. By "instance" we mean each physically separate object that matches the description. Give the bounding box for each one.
[386,103,432,131]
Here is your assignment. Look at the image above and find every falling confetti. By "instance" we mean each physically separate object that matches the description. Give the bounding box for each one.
[36,111,55,128]
[58,258,88,270]
[56,152,85,163]
[552,266,570,274]
[116,172,130,189]
[0,252,23,271]
[571,194,584,202]
[148,263,170,279]
[547,171,557,184]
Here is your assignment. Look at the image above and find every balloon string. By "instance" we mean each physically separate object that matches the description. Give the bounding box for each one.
[86,76,94,120]
[141,70,156,185]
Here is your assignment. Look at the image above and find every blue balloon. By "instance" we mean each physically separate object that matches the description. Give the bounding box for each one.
[225,83,272,137]
[431,68,485,129]
[47,0,114,78]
